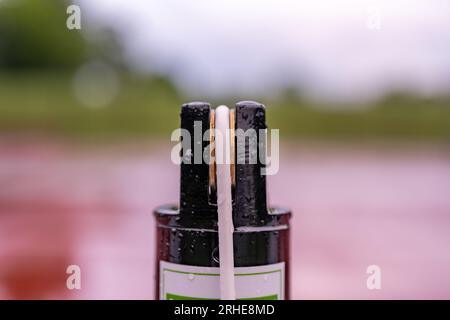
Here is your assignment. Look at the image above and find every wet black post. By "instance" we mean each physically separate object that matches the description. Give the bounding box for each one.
[154,101,291,300]
[232,101,291,298]
[155,102,218,281]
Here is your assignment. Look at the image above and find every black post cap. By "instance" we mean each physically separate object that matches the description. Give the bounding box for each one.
[179,102,216,216]
[233,101,269,227]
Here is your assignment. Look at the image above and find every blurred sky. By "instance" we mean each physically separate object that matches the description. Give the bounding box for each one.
[77,0,450,101]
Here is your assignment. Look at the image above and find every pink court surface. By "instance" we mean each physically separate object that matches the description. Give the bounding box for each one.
[1,137,449,299]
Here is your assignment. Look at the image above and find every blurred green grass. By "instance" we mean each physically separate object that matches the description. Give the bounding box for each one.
[1,0,449,143]
[0,73,181,138]
[0,73,449,142]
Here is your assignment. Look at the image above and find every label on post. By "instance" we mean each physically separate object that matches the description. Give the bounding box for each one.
[160,261,285,300]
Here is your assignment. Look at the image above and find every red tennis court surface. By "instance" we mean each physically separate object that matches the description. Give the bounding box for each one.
[1,138,449,299]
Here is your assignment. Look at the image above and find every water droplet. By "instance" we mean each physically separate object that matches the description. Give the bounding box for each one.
[212,247,220,264]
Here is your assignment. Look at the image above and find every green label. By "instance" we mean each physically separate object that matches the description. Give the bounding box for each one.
[166,293,278,300]
[160,261,285,300]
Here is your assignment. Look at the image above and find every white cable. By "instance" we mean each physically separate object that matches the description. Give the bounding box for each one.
[215,105,236,300]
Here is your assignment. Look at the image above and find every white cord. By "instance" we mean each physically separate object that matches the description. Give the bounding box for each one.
[215,105,236,300]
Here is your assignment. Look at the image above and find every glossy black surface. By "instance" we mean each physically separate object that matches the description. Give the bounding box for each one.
[154,101,291,299]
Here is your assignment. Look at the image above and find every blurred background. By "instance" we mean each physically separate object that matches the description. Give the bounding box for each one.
[1,0,449,299]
